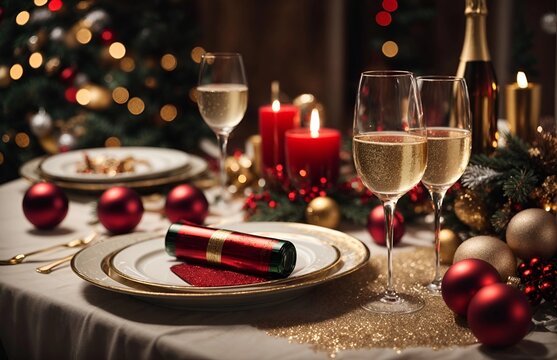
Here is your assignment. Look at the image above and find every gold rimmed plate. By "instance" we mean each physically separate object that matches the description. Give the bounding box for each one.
[107,233,341,293]
[71,222,370,310]
[20,154,208,192]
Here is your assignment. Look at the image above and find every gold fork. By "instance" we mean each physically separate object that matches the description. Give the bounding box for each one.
[0,232,98,265]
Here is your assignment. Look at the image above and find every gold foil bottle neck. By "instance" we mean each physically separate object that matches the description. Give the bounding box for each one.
[465,0,488,15]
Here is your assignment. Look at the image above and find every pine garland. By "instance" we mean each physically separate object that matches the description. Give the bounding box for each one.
[446,132,557,238]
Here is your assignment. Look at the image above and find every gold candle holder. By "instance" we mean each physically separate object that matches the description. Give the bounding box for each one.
[505,71,541,143]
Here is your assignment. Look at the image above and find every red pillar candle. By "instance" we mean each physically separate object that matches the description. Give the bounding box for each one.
[259,100,300,177]
[285,109,341,187]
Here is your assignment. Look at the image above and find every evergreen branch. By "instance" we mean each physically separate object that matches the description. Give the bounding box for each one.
[461,165,502,189]
[502,168,538,204]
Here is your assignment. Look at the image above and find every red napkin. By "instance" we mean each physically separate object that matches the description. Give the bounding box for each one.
[170,263,268,287]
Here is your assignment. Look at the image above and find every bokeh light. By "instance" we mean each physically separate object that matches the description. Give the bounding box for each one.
[15,132,30,148]
[48,0,63,12]
[109,42,126,59]
[112,87,129,104]
[382,0,398,12]
[16,11,30,26]
[127,97,145,115]
[120,57,135,72]
[105,136,121,147]
[160,104,178,122]
[376,11,392,26]
[29,53,43,68]
[10,64,23,80]
[382,41,399,57]
[34,0,48,6]
[161,54,177,71]
[76,28,93,44]
[76,88,91,105]
[191,47,206,63]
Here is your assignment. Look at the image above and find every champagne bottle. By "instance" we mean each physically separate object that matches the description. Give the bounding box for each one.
[456,0,498,154]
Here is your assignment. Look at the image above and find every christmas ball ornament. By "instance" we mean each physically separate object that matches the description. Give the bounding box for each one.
[439,229,461,264]
[506,208,557,260]
[97,186,143,234]
[57,132,76,152]
[165,184,209,224]
[30,108,53,137]
[22,182,68,229]
[441,259,501,317]
[467,283,532,347]
[453,189,489,232]
[305,196,341,229]
[367,205,404,246]
[453,235,517,281]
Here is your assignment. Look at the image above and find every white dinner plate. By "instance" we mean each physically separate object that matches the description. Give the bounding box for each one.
[109,232,340,292]
[40,147,190,182]
[71,222,370,310]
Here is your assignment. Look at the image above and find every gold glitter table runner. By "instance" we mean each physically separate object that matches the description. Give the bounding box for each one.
[255,247,477,356]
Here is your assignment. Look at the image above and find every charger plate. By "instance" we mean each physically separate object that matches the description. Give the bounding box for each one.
[71,222,370,310]
[108,233,341,292]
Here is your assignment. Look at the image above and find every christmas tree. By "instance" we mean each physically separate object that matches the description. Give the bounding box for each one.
[0,0,210,183]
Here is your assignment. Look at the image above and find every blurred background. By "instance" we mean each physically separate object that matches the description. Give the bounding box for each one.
[1,0,555,183]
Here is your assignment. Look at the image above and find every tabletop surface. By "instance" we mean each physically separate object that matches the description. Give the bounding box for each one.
[1,178,556,360]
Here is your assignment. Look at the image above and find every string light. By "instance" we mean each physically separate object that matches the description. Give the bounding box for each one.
[16,11,30,26]
[120,57,135,72]
[189,88,198,103]
[109,42,126,59]
[29,52,43,68]
[191,47,205,63]
[105,136,121,147]
[160,104,177,122]
[161,54,177,71]
[76,88,91,105]
[112,87,129,104]
[127,97,145,115]
[376,11,392,26]
[15,133,30,148]
[382,0,398,12]
[10,64,23,80]
[34,0,48,6]
[48,0,63,12]
[382,41,399,57]
[76,28,93,44]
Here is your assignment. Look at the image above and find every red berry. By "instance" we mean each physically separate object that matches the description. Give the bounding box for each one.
[539,279,556,301]
[523,284,543,306]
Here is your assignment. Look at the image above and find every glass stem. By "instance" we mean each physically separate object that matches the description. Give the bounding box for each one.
[430,189,447,286]
[216,132,229,200]
[383,199,398,301]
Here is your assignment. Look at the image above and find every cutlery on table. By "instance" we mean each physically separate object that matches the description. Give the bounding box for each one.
[0,232,98,266]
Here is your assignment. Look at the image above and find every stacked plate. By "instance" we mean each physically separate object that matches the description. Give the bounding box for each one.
[71,222,370,310]
[20,147,208,192]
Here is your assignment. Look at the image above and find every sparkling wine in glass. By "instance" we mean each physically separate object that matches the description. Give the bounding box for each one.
[353,71,427,314]
[417,76,472,293]
[197,53,248,208]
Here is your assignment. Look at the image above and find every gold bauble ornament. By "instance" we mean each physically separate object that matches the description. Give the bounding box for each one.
[453,189,489,232]
[0,66,11,87]
[506,208,557,260]
[453,235,517,281]
[305,197,341,229]
[439,229,461,265]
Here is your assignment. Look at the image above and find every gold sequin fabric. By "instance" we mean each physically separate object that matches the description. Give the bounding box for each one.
[255,247,477,356]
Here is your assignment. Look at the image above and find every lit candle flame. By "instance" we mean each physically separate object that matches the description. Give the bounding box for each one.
[310,108,320,138]
[517,71,528,89]
[272,100,281,112]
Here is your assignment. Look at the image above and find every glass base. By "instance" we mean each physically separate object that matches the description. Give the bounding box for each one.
[425,280,442,295]
[361,292,424,314]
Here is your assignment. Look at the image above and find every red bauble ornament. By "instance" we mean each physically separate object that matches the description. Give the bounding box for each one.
[22,182,68,229]
[165,184,208,224]
[467,283,532,347]
[97,186,143,234]
[367,205,405,246]
[441,259,501,317]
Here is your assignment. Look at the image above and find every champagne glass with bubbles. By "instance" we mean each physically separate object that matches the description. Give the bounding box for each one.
[353,71,427,314]
[197,53,248,209]
[417,76,472,293]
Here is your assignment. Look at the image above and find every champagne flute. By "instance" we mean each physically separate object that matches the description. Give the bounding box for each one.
[353,71,427,314]
[417,76,472,293]
[197,53,248,209]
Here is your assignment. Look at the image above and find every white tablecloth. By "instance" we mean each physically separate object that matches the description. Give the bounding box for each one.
[1,179,556,360]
